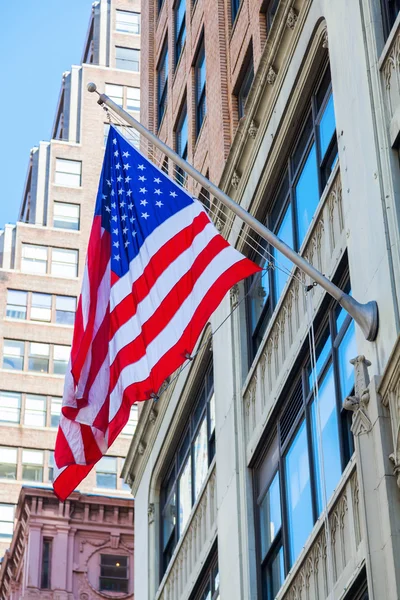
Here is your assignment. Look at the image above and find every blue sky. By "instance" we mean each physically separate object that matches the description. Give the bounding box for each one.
[0,0,94,229]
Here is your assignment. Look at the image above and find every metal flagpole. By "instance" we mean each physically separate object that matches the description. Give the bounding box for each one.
[87,82,379,342]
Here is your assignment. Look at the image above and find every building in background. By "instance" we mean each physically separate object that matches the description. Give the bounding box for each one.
[0,0,140,567]
[124,1,400,599]
[0,487,134,599]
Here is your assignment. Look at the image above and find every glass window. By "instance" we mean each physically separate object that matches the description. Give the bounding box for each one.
[48,451,55,482]
[3,340,25,371]
[96,456,117,488]
[22,449,44,482]
[0,448,17,480]
[160,361,214,575]
[21,244,48,274]
[238,52,254,119]
[175,0,186,66]
[158,41,168,126]
[41,538,52,589]
[55,158,81,187]
[31,292,52,322]
[28,342,50,373]
[193,554,219,600]
[338,320,357,398]
[100,554,128,593]
[55,295,76,326]
[285,420,313,563]
[0,391,21,424]
[254,273,355,598]
[116,46,140,71]
[105,84,124,107]
[248,66,337,359]
[0,504,15,539]
[51,248,78,278]
[122,404,138,435]
[381,0,400,40]
[53,345,70,375]
[195,41,206,136]
[176,106,188,186]
[6,290,27,319]
[116,10,140,34]
[24,394,47,427]
[53,201,80,230]
[127,87,140,112]
[231,0,240,23]
[51,397,62,428]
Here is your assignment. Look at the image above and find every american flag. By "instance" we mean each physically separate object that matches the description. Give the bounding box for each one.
[53,126,260,500]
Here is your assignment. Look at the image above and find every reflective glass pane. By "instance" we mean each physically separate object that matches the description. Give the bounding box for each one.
[51,397,62,427]
[105,84,123,106]
[24,394,47,427]
[311,365,341,512]
[127,87,140,111]
[249,266,270,334]
[285,421,313,564]
[0,391,21,423]
[262,545,285,600]
[116,47,140,71]
[178,456,192,535]
[21,245,48,274]
[22,465,43,482]
[3,340,24,370]
[295,143,319,247]
[0,504,14,538]
[209,392,215,436]
[338,321,357,398]
[318,94,336,159]
[162,492,176,549]
[0,447,17,479]
[193,418,208,499]
[308,328,331,390]
[259,471,281,559]
[53,202,80,230]
[31,292,52,322]
[6,290,27,319]
[97,472,117,488]
[273,204,293,301]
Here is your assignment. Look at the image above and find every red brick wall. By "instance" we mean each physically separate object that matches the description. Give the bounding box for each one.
[141,0,266,187]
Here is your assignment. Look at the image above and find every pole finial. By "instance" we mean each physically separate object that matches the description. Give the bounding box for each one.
[87,82,98,93]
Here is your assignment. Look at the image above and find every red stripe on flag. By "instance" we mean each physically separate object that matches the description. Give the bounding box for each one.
[109,211,211,338]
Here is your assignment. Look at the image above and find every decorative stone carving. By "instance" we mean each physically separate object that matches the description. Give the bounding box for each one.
[138,441,146,455]
[266,65,277,85]
[215,218,223,231]
[322,29,328,49]
[149,408,158,424]
[344,355,372,435]
[230,283,240,308]
[286,7,298,29]
[248,119,258,139]
[148,503,155,524]
[231,170,240,189]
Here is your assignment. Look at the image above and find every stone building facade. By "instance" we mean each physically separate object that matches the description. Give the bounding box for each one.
[123,0,400,599]
[0,0,141,559]
[0,487,134,600]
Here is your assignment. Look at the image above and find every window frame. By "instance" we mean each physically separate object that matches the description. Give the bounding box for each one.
[157,40,169,127]
[247,63,338,360]
[115,46,140,72]
[253,269,355,598]
[191,550,219,600]
[195,38,206,136]
[160,360,215,579]
[231,0,241,24]
[175,103,189,186]
[174,0,186,67]
[237,48,254,120]
[99,554,129,593]
[0,503,15,540]
[54,158,82,188]
[115,10,140,35]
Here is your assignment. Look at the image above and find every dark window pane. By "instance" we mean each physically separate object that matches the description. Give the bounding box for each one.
[175,0,186,65]
[311,365,342,512]
[193,418,208,498]
[266,0,279,32]
[259,471,281,559]
[158,44,168,126]
[162,492,176,549]
[294,143,319,246]
[318,93,336,160]
[100,554,128,593]
[262,545,285,600]
[41,540,52,589]
[178,456,192,535]
[285,420,313,565]
[238,59,254,119]
[232,0,240,22]
[292,113,313,174]
[196,44,206,134]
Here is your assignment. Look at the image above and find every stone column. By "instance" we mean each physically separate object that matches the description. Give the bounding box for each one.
[26,525,42,589]
[52,525,70,593]
[345,355,400,599]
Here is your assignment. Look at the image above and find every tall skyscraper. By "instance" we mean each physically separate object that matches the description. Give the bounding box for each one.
[0,0,141,558]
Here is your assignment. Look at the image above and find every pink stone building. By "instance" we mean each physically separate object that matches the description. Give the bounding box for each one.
[0,487,134,600]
